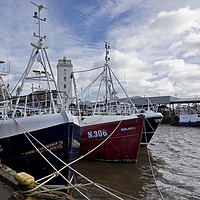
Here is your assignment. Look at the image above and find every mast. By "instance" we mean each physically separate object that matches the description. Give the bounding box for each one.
[0,61,11,119]
[104,41,110,112]
[93,41,118,114]
[103,42,135,113]
[13,2,64,117]
[0,61,11,100]
[104,42,119,108]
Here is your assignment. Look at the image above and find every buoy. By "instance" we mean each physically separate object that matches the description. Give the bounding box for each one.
[15,172,35,186]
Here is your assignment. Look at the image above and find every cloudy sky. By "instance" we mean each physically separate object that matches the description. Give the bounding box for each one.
[1,0,200,100]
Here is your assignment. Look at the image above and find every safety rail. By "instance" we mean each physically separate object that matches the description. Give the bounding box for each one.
[0,91,68,119]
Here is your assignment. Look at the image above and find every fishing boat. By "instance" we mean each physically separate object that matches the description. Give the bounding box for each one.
[171,104,200,126]
[80,114,144,162]
[0,3,81,185]
[136,99,163,145]
[72,42,145,162]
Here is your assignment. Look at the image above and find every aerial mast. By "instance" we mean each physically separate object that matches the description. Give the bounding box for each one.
[31,2,47,45]
[13,2,64,117]
[104,41,110,111]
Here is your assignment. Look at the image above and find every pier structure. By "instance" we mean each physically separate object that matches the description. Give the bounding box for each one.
[119,95,200,123]
[126,95,200,108]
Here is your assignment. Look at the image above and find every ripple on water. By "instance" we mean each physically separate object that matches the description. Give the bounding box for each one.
[148,124,200,200]
[73,124,200,199]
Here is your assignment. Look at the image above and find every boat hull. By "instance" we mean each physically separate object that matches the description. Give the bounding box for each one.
[80,115,144,162]
[171,114,200,127]
[141,116,163,145]
[0,113,81,185]
[172,121,200,127]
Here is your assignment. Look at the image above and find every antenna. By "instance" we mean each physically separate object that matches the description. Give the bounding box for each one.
[104,41,110,64]
[31,2,47,42]
[0,61,6,76]
[31,2,47,10]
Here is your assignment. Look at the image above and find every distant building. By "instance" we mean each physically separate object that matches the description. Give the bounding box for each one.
[57,57,73,99]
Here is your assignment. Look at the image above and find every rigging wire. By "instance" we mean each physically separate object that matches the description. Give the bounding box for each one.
[11,49,38,95]
[93,66,105,115]
[12,117,90,199]
[72,68,106,100]
[73,65,104,74]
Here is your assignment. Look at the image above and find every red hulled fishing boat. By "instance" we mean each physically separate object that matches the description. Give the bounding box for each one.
[72,42,145,161]
[80,114,144,161]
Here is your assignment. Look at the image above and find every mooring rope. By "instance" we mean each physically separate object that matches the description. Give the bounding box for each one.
[12,117,90,200]
[12,115,133,200]
[36,115,124,183]
[96,183,140,200]
[25,183,93,197]
[146,118,200,171]
[34,116,126,200]
[143,121,165,200]
[144,116,200,200]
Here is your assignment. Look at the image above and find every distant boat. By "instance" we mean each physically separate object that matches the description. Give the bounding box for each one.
[171,104,200,126]
[0,3,81,185]
[72,41,145,162]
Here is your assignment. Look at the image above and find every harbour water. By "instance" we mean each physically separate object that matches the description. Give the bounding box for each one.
[74,124,200,199]
[1,124,200,199]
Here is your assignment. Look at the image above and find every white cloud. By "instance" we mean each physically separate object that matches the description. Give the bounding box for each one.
[148,59,200,97]
[79,0,141,26]
[170,32,200,57]
[102,4,200,98]
[2,1,200,99]
[149,6,200,35]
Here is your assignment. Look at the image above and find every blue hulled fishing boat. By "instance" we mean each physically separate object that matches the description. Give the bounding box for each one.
[0,3,81,185]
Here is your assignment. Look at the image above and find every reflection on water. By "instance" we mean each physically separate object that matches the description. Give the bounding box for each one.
[74,124,200,199]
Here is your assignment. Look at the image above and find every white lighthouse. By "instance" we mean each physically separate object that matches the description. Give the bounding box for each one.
[57,57,73,100]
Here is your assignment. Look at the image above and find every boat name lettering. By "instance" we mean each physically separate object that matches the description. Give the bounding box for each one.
[121,126,136,131]
[88,129,108,139]
[154,119,162,123]
[23,141,64,155]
